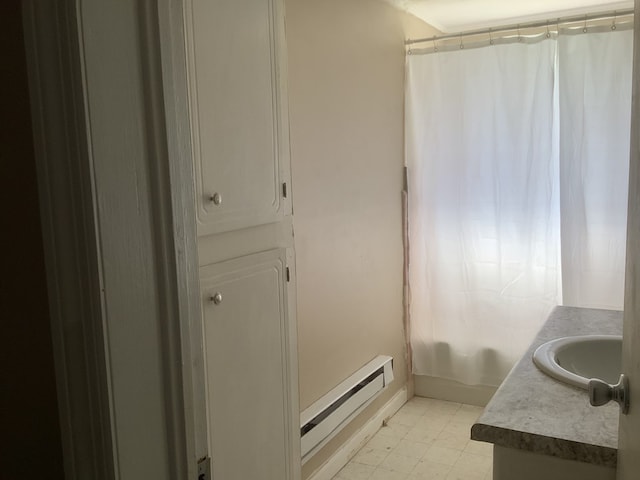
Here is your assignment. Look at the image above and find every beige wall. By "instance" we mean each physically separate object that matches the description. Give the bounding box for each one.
[285,0,437,476]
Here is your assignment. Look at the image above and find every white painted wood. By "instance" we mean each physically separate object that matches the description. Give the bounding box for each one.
[197,216,294,266]
[180,0,299,476]
[200,249,297,479]
[77,2,187,477]
[494,446,615,480]
[156,0,209,473]
[24,0,199,478]
[185,0,292,235]
[306,387,408,480]
[285,246,303,471]
[24,0,297,478]
[617,3,640,479]
[21,2,115,478]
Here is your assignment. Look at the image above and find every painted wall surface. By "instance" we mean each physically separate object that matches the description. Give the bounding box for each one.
[285,0,437,475]
[0,2,65,478]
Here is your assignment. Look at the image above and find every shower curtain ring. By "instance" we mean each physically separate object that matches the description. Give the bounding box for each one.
[583,15,588,33]
[432,36,438,52]
[612,12,617,30]
[489,29,494,45]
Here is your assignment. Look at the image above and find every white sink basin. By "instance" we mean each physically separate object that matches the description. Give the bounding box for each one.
[532,335,622,389]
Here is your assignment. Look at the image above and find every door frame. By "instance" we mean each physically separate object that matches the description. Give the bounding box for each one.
[618,1,640,478]
[156,0,209,468]
[156,0,299,475]
[22,0,204,478]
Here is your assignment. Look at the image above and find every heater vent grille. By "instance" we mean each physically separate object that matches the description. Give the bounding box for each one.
[300,355,394,462]
[301,367,384,436]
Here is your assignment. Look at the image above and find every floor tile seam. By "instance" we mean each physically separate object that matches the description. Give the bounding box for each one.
[439,437,472,446]
[450,417,482,426]
[395,437,435,447]
[390,449,432,459]
[453,458,492,470]
[351,453,390,464]
[375,427,411,437]
[452,463,489,476]
[371,465,412,478]
[439,426,474,437]
[350,457,389,467]
[425,441,468,452]
[461,448,492,457]
[411,423,447,434]
[382,451,423,465]
[397,442,447,456]
[410,460,453,475]
[333,399,491,480]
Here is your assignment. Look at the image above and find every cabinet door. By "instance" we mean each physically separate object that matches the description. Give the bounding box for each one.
[186,0,290,235]
[200,249,297,479]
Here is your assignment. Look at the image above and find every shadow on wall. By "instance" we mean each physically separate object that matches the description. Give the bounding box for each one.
[0,1,65,478]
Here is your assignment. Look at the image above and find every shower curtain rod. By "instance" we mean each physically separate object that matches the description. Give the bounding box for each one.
[405,8,634,46]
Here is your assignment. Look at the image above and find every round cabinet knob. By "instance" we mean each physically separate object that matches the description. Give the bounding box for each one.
[209,192,222,206]
[210,292,223,305]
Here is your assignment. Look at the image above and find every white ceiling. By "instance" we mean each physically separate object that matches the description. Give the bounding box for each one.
[387,0,634,33]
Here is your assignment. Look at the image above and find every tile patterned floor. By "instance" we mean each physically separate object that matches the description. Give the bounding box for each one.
[333,397,493,480]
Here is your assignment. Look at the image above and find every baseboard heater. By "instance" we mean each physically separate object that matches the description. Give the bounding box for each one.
[300,355,394,463]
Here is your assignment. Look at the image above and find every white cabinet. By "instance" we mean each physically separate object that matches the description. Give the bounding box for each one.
[184,0,299,477]
[200,249,298,480]
[186,0,291,236]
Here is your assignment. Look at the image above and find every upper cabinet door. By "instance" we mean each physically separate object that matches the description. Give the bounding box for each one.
[185,0,291,235]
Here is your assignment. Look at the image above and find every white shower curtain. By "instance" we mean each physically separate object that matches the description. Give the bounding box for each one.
[406,30,631,387]
[559,30,632,309]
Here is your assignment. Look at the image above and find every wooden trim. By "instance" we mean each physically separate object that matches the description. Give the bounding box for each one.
[24,0,199,478]
[22,1,115,478]
[286,246,302,479]
[137,1,199,478]
[157,0,209,474]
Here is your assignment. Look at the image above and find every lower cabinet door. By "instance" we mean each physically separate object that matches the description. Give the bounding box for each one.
[200,248,296,480]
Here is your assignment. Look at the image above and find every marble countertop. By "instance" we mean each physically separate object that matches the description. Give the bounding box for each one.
[471,306,622,467]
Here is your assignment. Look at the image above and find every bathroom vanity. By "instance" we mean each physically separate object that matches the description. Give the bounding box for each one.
[472,306,622,480]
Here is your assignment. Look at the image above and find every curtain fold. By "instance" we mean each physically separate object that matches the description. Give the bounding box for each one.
[559,30,632,310]
[407,30,631,387]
